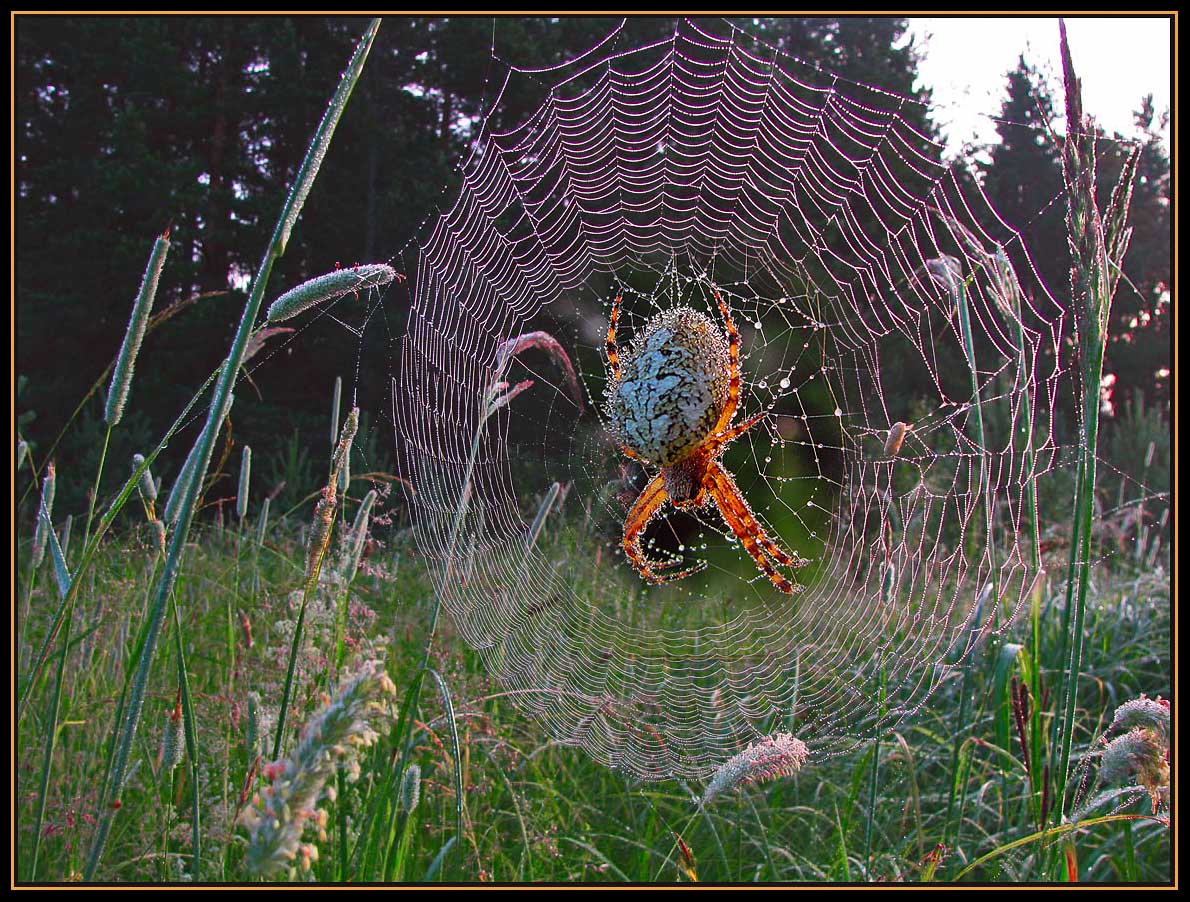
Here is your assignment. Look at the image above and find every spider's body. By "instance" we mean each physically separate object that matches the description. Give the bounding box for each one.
[608,307,729,471]
[605,294,807,594]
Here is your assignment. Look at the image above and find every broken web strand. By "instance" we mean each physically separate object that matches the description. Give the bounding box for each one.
[394,19,1066,781]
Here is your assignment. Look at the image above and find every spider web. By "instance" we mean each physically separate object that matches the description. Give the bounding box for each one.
[391,19,1065,781]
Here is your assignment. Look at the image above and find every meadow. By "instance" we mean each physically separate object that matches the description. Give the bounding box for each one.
[14,19,1171,885]
[12,447,1173,883]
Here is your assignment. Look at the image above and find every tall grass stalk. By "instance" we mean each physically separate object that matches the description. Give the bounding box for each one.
[367,347,537,877]
[273,408,358,760]
[1049,20,1139,852]
[168,588,202,879]
[28,526,73,881]
[237,445,252,520]
[335,487,377,671]
[17,365,220,722]
[82,20,380,880]
[933,253,998,853]
[21,460,56,655]
[252,496,271,601]
[425,668,465,874]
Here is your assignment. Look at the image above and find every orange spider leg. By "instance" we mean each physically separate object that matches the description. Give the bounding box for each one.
[620,444,648,463]
[606,294,623,381]
[711,291,742,434]
[623,473,706,584]
[706,462,799,593]
[709,462,796,568]
[707,410,766,455]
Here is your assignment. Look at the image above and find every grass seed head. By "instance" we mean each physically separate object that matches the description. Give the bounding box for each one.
[266,265,396,324]
[160,699,186,773]
[132,453,158,503]
[106,232,170,426]
[702,732,809,804]
[239,659,396,879]
[400,763,421,813]
[238,445,253,520]
[1100,727,1169,811]
[1110,695,1169,740]
[31,461,57,569]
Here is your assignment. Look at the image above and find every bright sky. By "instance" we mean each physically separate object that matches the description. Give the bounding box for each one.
[907,16,1173,155]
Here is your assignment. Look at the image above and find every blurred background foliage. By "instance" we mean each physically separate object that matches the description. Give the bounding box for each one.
[15,16,1170,518]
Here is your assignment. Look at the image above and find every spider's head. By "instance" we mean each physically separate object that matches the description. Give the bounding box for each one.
[606,306,730,467]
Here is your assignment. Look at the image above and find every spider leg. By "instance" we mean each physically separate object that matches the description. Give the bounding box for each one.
[622,473,706,584]
[710,290,742,434]
[606,294,623,382]
[707,410,766,456]
[619,443,648,464]
[706,462,800,594]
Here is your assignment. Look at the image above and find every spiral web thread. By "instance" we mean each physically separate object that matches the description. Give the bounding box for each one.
[395,20,1063,781]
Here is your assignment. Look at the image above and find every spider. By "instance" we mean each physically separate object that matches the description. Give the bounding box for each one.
[604,291,808,594]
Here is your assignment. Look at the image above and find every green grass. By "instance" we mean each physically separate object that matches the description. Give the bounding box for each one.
[14,501,1169,883]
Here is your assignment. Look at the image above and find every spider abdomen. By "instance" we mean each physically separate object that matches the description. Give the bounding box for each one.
[608,306,729,466]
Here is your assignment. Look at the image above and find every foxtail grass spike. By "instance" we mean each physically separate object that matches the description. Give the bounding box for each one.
[237,445,252,520]
[701,733,809,805]
[132,453,158,502]
[31,461,57,569]
[256,497,271,548]
[266,265,396,324]
[151,519,167,556]
[160,700,186,774]
[246,692,262,758]
[306,408,358,586]
[331,376,342,447]
[338,444,351,498]
[331,408,359,478]
[106,231,170,426]
[400,763,421,813]
[46,512,73,599]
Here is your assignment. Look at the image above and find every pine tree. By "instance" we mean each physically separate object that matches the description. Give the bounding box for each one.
[1101,98,1171,409]
[979,56,1070,320]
